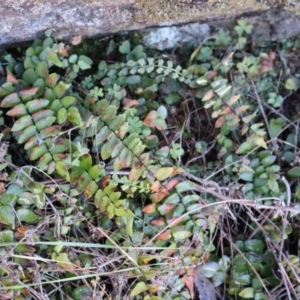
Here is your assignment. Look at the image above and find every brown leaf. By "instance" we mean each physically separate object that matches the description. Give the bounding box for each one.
[19,86,39,97]
[0,182,5,195]
[157,229,171,241]
[142,203,157,214]
[58,44,70,57]
[150,217,165,226]
[72,35,82,45]
[98,175,110,189]
[129,167,142,181]
[259,50,276,74]
[182,275,194,299]
[207,70,217,79]
[150,181,161,192]
[150,191,168,203]
[165,179,179,191]
[215,115,226,128]
[143,111,158,128]
[122,98,139,108]
[166,216,183,227]
[159,203,176,214]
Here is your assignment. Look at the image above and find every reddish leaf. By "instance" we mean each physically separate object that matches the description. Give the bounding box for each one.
[138,255,157,265]
[166,216,184,227]
[259,51,276,74]
[26,99,49,114]
[129,166,143,181]
[0,182,5,195]
[32,109,54,122]
[235,105,249,115]
[113,156,126,171]
[150,181,161,192]
[150,191,168,203]
[220,106,232,115]
[14,226,27,239]
[19,87,39,100]
[54,153,69,160]
[242,114,256,124]
[142,203,157,214]
[117,122,129,139]
[202,252,211,263]
[46,73,59,88]
[207,70,217,79]
[11,115,33,132]
[172,167,183,176]
[215,116,226,128]
[97,175,110,189]
[157,203,176,215]
[182,275,194,299]
[148,285,159,293]
[165,179,179,191]
[227,94,240,106]
[150,217,166,226]
[41,125,61,136]
[6,104,27,117]
[1,93,21,108]
[162,248,177,258]
[241,124,249,135]
[143,111,167,130]
[6,73,18,84]
[157,229,172,241]
[122,98,139,107]
[58,44,70,57]
[143,111,157,128]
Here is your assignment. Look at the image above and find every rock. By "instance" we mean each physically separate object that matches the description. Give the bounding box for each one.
[0,0,300,46]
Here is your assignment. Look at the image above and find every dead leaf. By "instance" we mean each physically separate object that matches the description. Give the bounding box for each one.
[259,50,276,74]
[122,98,139,108]
[157,229,171,241]
[215,116,226,128]
[182,275,194,299]
[150,217,165,226]
[166,216,183,227]
[165,179,179,191]
[58,43,70,57]
[72,35,82,45]
[150,181,161,192]
[149,191,168,203]
[0,182,5,194]
[142,203,157,214]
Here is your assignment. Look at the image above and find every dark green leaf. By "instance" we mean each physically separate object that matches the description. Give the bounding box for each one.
[126,75,141,85]
[288,166,300,178]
